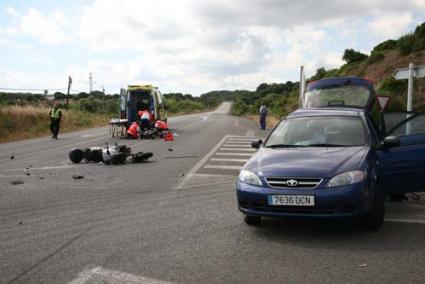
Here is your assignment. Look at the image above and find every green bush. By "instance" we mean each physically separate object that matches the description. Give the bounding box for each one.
[398,34,416,55]
[413,37,425,52]
[372,39,397,52]
[378,77,408,96]
[342,49,369,64]
[79,97,103,113]
[367,50,385,64]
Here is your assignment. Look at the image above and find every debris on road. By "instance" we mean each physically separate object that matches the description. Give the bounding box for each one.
[10,180,24,185]
[179,173,185,177]
[69,143,153,165]
[10,155,15,160]
[357,263,368,268]
[25,173,30,176]
[72,175,84,179]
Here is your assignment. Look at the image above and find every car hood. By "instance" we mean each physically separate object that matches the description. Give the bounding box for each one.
[244,146,369,178]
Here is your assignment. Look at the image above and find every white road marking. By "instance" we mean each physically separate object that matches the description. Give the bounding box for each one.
[175,135,230,189]
[82,133,103,138]
[219,148,256,152]
[227,138,257,141]
[222,144,252,147]
[215,152,253,156]
[204,165,242,170]
[384,218,425,224]
[210,158,249,163]
[68,266,173,284]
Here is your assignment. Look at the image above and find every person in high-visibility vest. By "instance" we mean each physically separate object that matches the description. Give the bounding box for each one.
[49,102,62,139]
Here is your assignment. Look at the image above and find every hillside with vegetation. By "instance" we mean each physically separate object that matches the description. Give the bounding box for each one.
[229,21,425,122]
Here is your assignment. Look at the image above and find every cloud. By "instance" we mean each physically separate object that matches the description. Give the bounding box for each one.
[3,8,73,44]
[0,1,424,95]
[368,12,413,40]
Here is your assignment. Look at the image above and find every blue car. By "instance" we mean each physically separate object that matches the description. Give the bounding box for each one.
[237,77,425,229]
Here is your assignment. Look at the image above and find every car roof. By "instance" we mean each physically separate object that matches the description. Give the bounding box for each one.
[287,107,363,118]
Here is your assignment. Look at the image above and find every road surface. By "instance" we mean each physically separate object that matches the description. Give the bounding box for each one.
[1,102,425,283]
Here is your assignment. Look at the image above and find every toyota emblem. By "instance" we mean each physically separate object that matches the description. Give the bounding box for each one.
[287,179,298,187]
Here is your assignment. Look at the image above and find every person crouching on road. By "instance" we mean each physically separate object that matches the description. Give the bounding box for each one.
[259,104,268,130]
[138,109,154,131]
[49,102,62,139]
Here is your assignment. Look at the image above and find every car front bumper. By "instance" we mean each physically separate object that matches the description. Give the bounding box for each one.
[237,181,369,218]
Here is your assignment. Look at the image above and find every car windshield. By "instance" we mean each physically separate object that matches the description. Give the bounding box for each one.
[305,85,371,108]
[265,116,366,147]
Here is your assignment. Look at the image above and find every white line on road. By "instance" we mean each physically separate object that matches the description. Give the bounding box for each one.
[175,135,230,189]
[68,266,173,284]
[204,165,242,170]
[227,138,258,141]
[222,144,253,147]
[219,148,256,152]
[384,218,425,224]
[215,152,253,156]
[210,158,249,163]
[82,133,103,138]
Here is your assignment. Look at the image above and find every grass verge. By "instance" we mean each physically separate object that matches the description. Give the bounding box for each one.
[0,106,110,143]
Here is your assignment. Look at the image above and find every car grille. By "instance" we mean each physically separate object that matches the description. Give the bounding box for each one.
[265,177,322,189]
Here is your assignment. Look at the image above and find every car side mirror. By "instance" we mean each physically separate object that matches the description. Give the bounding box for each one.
[251,139,262,149]
[382,136,400,148]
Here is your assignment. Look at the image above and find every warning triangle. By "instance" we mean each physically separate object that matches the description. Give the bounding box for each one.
[164,131,174,142]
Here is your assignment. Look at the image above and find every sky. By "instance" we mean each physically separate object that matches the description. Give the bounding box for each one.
[0,0,424,96]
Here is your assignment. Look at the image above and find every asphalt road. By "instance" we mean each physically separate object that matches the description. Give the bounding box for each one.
[1,102,425,284]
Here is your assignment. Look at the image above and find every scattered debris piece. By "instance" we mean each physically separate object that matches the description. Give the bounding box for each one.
[72,175,84,179]
[179,173,185,177]
[25,173,31,176]
[10,155,15,160]
[39,177,45,180]
[357,263,368,268]
[18,221,23,225]
[10,180,24,185]
[168,148,173,152]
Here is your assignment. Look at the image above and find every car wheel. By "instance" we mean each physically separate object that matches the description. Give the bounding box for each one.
[359,188,385,230]
[244,215,261,226]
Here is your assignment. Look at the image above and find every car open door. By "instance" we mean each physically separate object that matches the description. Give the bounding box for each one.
[120,88,127,119]
[377,112,425,194]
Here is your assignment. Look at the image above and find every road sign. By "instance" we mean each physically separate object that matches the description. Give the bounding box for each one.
[392,63,425,112]
[393,65,425,79]
[376,96,390,112]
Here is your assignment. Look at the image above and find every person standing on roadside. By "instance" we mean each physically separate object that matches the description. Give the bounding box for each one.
[259,104,268,130]
[49,102,62,139]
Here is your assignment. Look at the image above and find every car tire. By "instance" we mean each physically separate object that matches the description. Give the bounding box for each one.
[244,215,261,226]
[359,188,385,230]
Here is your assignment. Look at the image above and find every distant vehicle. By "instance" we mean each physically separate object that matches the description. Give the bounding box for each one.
[110,85,168,137]
[237,77,425,229]
[120,85,167,123]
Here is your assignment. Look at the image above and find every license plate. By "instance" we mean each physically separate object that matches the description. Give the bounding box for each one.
[268,195,315,206]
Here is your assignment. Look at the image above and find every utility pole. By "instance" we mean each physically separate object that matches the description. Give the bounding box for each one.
[66,76,72,110]
[102,86,106,111]
[89,72,93,94]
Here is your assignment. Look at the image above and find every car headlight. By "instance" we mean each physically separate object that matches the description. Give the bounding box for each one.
[326,170,365,188]
[239,170,263,186]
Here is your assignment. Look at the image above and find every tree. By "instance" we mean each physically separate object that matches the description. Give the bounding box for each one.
[342,49,369,64]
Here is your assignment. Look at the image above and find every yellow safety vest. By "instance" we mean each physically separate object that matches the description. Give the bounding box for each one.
[50,108,61,119]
